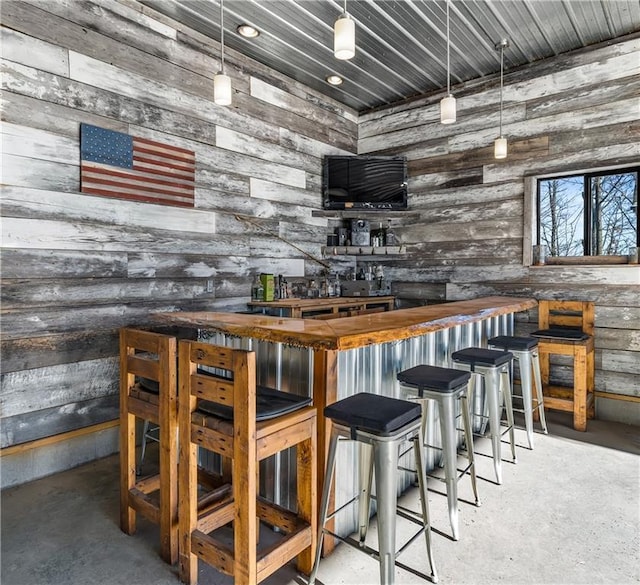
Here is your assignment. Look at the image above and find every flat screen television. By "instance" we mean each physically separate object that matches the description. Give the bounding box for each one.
[322,155,408,210]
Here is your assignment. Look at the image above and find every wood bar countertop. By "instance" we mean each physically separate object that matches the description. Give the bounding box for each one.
[153,296,536,351]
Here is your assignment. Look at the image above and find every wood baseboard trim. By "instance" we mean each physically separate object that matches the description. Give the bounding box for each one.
[594,391,640,404]
[0,419,119,457]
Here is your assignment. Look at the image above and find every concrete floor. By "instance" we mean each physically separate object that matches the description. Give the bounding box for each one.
[2,411,639,585]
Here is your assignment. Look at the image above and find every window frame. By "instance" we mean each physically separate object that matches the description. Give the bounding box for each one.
[525,164,639,266]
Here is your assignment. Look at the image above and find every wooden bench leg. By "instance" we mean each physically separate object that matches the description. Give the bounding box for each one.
[296,426,317,576]
[159,417,179,564]
[587,347,596,419]
[120,411,136,535]
[573,348,588,432]
[179,437,199,584]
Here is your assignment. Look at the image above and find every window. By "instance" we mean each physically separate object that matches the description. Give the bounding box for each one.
[537,167,638,259]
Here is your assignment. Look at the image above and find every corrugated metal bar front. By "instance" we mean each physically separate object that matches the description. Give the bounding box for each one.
[196,310,513,536]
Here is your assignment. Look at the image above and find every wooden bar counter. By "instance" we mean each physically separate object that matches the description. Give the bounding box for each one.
[153,296,535,549]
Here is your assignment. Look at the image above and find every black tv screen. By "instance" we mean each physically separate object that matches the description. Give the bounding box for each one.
[322,155,408,210]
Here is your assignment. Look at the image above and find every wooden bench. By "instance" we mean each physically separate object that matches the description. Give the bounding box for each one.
[178,340,317,585]
[119,328,178,564]
[531,300,595,431]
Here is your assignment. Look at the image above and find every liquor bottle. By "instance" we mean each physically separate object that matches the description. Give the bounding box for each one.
[373,222,386,247]
[333,274,341,297]
[385,219,396,246]
[252,275,264,301]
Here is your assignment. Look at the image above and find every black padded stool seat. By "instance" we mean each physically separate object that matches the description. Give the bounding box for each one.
[531,328,590,341]
[397,365,471,394]
[451,347,513,368]
[487,336,538,351]
[324,393,422,436]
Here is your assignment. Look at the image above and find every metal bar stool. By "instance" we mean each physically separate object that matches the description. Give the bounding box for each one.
[396,365,480,541]
[451,348,517,485]
[488,336,548,449]
[309,393,437,585]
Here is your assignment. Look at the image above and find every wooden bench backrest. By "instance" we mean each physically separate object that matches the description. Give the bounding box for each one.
[120,328,176,392]
[179,341,257,439]
[538,300,595,336]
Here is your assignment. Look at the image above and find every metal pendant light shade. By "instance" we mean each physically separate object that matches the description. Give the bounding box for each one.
[494,39,509,159]
[334,1,355,60]
[214,0,232,106]
[440,0,456,124]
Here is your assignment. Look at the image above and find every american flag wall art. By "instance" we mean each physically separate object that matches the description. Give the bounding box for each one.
[80,123,195,208]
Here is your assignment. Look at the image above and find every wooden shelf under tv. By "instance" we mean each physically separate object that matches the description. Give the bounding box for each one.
[322,245,407,256]
[312,210,420,220]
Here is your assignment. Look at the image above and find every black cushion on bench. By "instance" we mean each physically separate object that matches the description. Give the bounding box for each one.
[324,392,421,436]
[198,386,311,422]
[138,378,160,394]
[397,365,471,393]
[531,328,590,341]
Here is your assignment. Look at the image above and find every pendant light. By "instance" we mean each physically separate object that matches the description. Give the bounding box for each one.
[214,0,232,106]
[440,0,456,124]
[494,39,509,159]
[334,0,355,60]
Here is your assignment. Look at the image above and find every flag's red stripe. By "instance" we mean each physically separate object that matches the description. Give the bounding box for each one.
[133,145,195,166]
[81,176,194,201]
[82,165,195,192]
[80,179,194,202]
[133,136,195,156]
[133,154,195,174]
[81,187,194,207]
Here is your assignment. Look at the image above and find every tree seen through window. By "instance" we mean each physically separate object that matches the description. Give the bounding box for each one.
[538,168,638,257]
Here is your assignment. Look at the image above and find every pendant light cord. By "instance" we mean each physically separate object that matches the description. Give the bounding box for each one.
[344,0,347,15]
[499,44,504,136]
[446,0,451,95]
[220,0,225,73]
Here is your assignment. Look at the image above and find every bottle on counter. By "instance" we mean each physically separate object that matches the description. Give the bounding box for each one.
[333,274,341,297]
[385,219,396,246]
[372,222,386,247]
[252,275,264,301]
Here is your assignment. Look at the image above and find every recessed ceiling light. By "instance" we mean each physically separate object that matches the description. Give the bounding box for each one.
[326,74,343,86]
[237,24,260,38]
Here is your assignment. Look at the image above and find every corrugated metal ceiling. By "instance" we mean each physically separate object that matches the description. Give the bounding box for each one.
[142,0,640,112]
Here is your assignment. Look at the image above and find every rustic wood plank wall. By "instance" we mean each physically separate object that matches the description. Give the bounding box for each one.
[0,0,357,449]
[1,0,638,471]
[358,33,640,425]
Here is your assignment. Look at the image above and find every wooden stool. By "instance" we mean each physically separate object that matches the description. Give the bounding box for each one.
[531,300,595,432]
[178,340,317,585]
[120,328,178,564]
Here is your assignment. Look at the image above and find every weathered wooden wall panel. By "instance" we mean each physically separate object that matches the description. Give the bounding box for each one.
[355,34,640,422]
[0,0,357,449]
